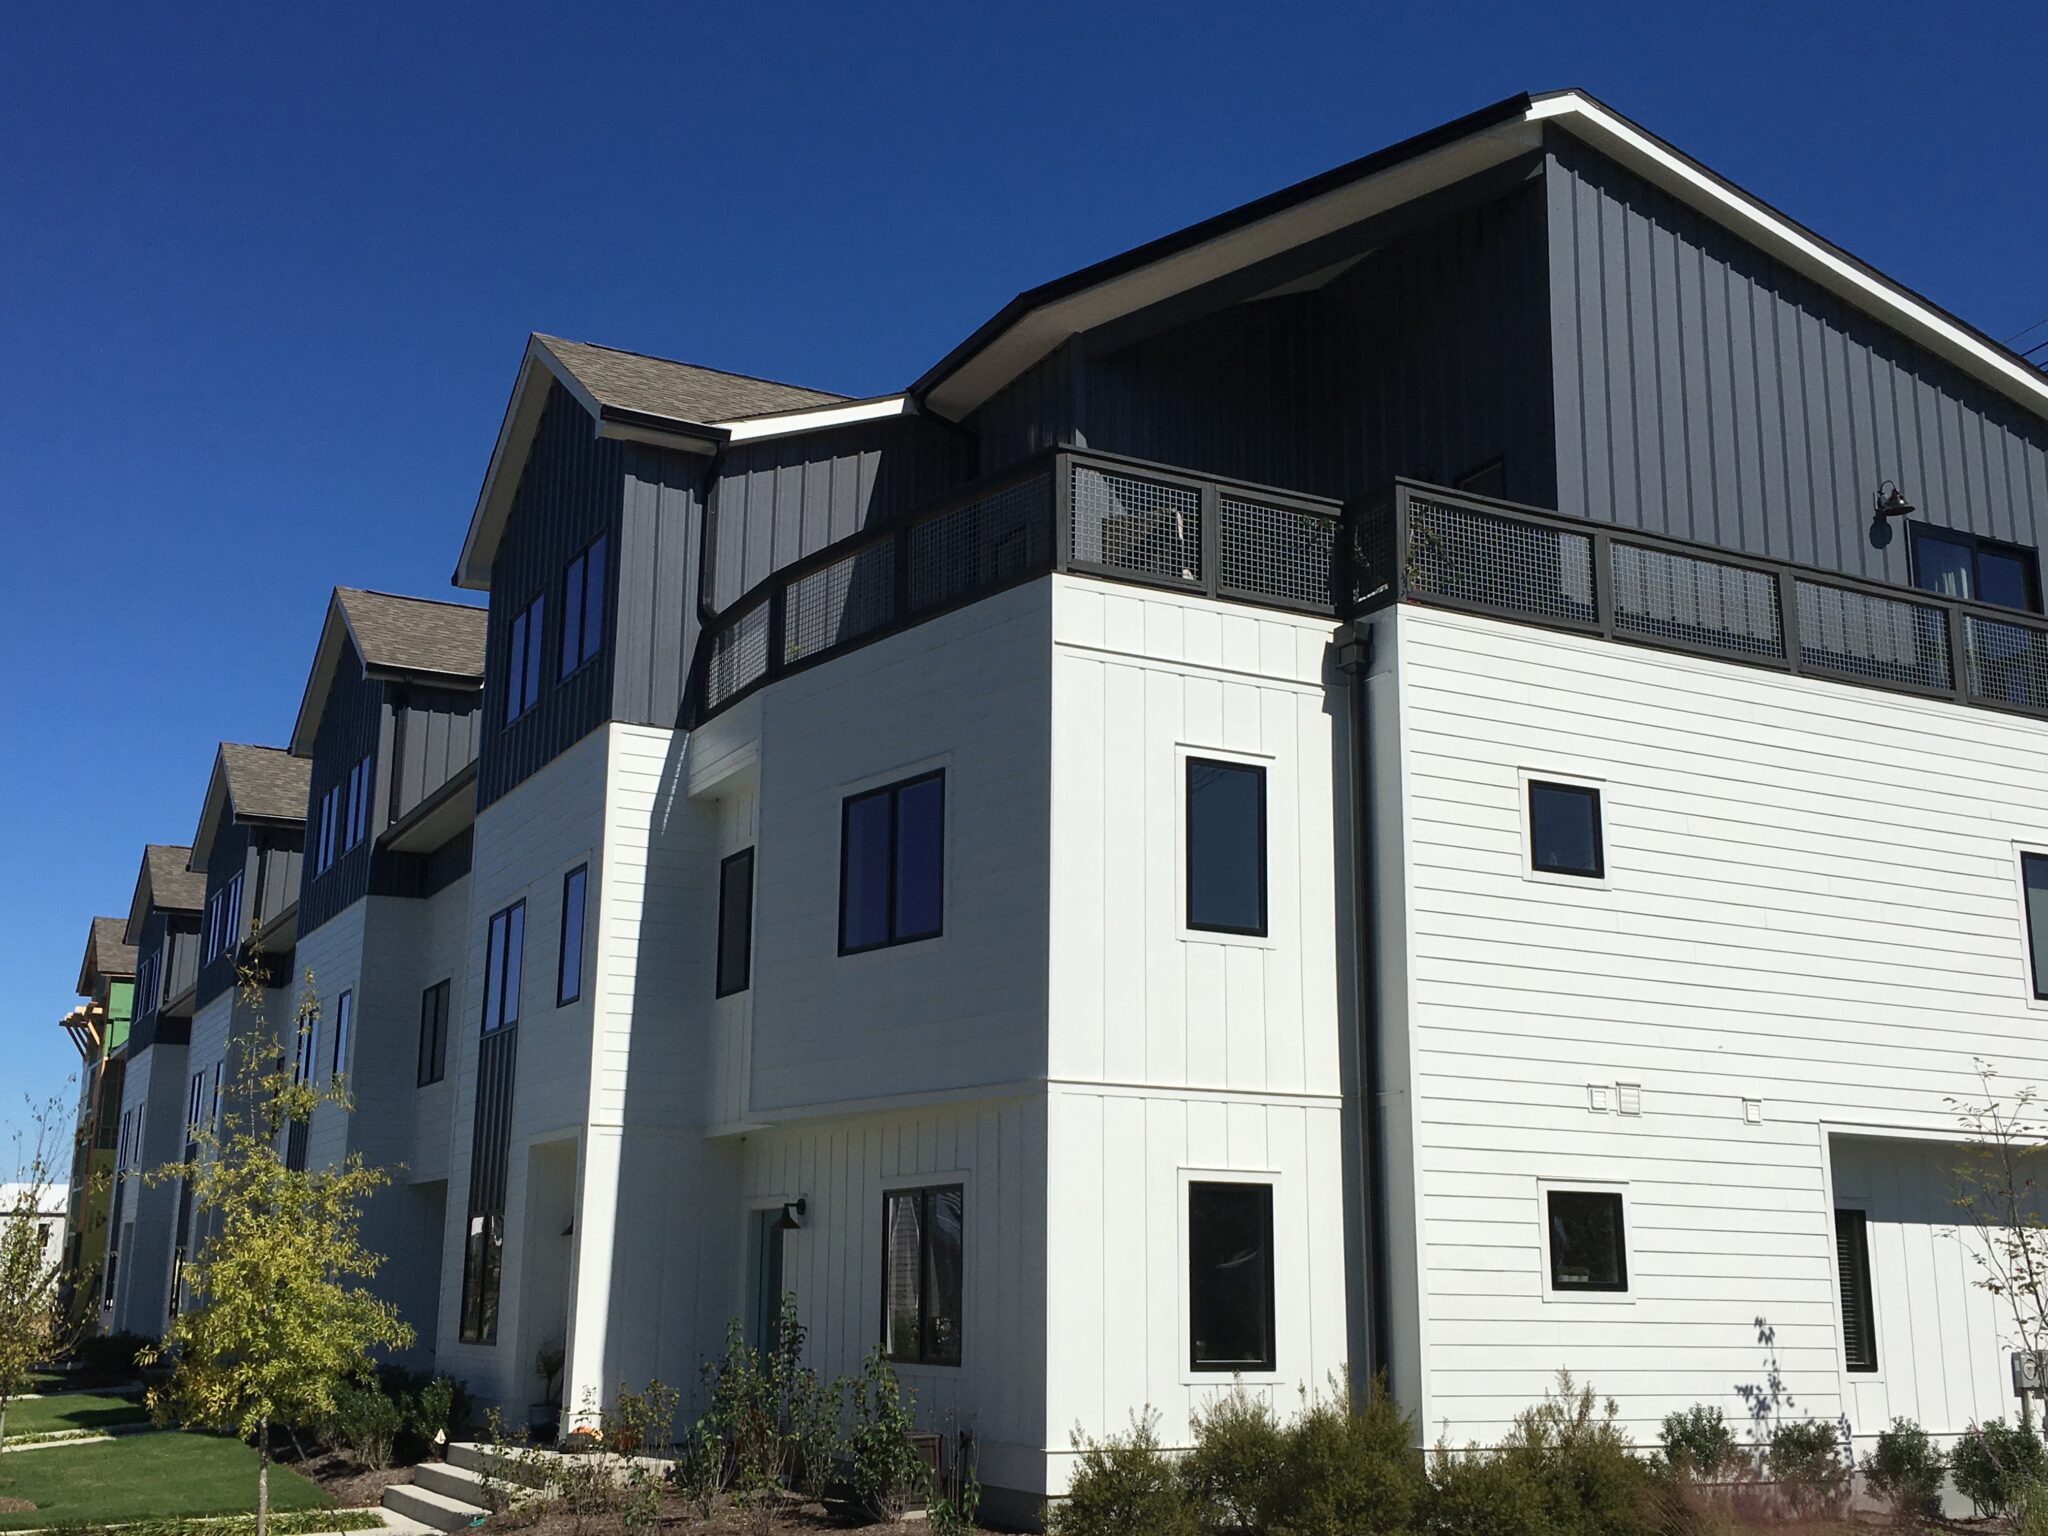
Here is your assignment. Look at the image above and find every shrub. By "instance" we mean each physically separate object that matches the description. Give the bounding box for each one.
[371,1365,465,1461]
[1659,1403,1739,1479]
[1426,1444,1553,1536]
[70,1330,149,1378]
[326,1378,402,1469]
[1180,1385,1285,1533]
[1861,1417,1946,1517]
[846,1346,926,1524]
[1766,1418,1849,1519]
[1271,1374,1425,1536]
[1046,1409,1199,1536]
[2014,1475,2048,1536]
[1952,1418,2048,1514]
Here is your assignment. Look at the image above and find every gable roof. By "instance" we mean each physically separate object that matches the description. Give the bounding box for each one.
[124,843,204,943]
[290,587,487,755]
[912,89,2048,426]
[454,335,853,590]
[190,743,311,870]
[77,915,136,995]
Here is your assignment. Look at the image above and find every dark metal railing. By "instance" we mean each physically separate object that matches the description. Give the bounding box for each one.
[689,448,1344,722]
[1352,479,2048,720]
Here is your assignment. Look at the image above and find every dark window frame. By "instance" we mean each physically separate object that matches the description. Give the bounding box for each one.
[1909,522,2043,614]
[557,865,588,1007]
[2022,852,2048,1001]
[717,848,755,997]
[879,1183,965,1367]
[480,900,526,1034]
[838,770,946,956]
[1545,1187,1630,1294]
[1528,779,1606,879]
[506,594,545,723]
[417,978,450,1087]
[1188,1180,1277,1372]
[560,533,609,680]
[1835,1207,1878,1373]
[331,988,353,1077]
[1185,757,1269,936]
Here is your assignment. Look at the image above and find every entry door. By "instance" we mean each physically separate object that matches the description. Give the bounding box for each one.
[750,1209,785,1351]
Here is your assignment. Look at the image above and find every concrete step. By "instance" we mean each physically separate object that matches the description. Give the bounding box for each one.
[445,1440,554,1488]
[382,1481,490,1533]
[368,1513,441,1536]
[413,1460,495,1506]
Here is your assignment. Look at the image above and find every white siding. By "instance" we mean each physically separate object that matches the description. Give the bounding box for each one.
[1392,603,2048,1445]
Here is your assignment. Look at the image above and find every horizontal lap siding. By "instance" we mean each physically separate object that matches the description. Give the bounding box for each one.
[1547,130,2048,579]
[1395,604,2048,1443]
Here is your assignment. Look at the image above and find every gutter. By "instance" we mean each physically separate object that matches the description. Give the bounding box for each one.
[1335,618,1394,1394]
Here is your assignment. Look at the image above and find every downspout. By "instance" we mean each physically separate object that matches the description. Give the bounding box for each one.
[1335,619,1394,1395]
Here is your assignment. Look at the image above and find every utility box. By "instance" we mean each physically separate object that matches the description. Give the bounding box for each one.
[2012,1350,2047,1395]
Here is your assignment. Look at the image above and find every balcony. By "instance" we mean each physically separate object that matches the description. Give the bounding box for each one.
[1353,481,2048,719]
[690,449,1343,721]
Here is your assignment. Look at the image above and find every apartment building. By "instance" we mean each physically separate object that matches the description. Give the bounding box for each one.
[57,916,134,1316]
[61,87,2048,1519]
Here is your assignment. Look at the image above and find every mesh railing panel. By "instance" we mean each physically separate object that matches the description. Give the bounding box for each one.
[1965,614,2048,712]
[1406,498,1596,623]
[1220,497,1336,607]
[705,601,770,710]
[909,471,1053,613]
[784,545,897,665]
[1611,542,1784,659]
[1793,580,1952,691]
[1070,463,1202,585]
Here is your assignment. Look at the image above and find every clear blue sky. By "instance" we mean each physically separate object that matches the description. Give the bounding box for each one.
[3,1,2044,1150]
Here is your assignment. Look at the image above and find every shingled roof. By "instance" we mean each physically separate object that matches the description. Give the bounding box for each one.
[335,588,488,679]
[219,743,311,823]
[535,335,845,425]
[125,843,205,944]
[77,915,137,995]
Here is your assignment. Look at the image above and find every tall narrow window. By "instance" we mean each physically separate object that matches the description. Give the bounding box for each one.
[1836,1208,1878,1372]
[840,771,945,954]
[561,535,607,677]
[292,1010,320,1088]
[2023,853,2048,1000]
[482,902,526,1033]
[418,979,450,1086]
[1186,758,1267,934]
[717,848,755,997]
[557,866,587,1007]
[331,989,354,1078]
[1189,1182,1276,1371]
[1528,780,1605,878]
[881,1185,963,1365]
[506,595,544,721]
[1546,1189,1628,1293]
[460,1212,504,1345]
[209,1062,222,1130]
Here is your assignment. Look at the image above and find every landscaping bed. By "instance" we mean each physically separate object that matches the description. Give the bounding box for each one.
[480,1487,995,1534]
[282,1446,417,1510]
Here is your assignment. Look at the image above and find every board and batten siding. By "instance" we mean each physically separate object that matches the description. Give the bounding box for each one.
[1389,601,2048,1444]
[1544,128,2048,581]
[389,688,481,820]
[299,635,385,935]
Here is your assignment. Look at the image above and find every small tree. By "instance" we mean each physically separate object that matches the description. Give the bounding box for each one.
[1950,1061,2048,1435]
[144,960,412,1536]
[0,1090,84,1450]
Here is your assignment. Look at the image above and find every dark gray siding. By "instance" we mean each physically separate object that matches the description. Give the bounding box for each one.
[700,416,975,612]
[371,827,473,901]
[969,341,1084,474]
[1545,128,2048,582]
[299,634,383,936]
[131,909,198,1051]
[256,835,302,928]
[195,824,250,1008]
[477,383,620,810]
[615,444,708,729]
[1329,178,1558,507]
[390,687,480,820]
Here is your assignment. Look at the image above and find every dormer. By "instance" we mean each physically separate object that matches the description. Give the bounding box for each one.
[121,844,204,1054]
[187,742,309,1007]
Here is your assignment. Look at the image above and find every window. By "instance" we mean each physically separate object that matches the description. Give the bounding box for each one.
[418,979,450,1086]
[1186,759,1267,935]
[840,771,945,954]
[481,902,526,1033]
[2023,853,2048,1000]
[459,1212,504,1345]
[209,1062,222,1130]
[344,755,374,849]
[1528,780,1604,879]
[557,866,587,1007]
[136,954,161,1018]
[506,595,545,722]
[881,1185,963,1365]
[331,989,353,1078]
[560,535,607,677]
[1189,1181,1276,1371]
[1836,1208,1878,1372]
[315,784,339,873]
[717,849,755,997]
[207,871,244,962]
[292,1010,320,1088]
[1546,1189,1628,1293]
[1911,524,2042,613]
[187,1071,206,1134]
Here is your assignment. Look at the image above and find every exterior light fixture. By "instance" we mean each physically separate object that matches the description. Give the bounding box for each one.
[775,1198,807,1232]
[1874,481,1915,519]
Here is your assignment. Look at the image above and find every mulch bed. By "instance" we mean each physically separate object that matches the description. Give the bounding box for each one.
[482,1488,995,1534]
[283,1449,415,1509]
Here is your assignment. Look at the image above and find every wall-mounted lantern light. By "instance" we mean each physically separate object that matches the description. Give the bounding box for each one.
[1874,481,1916,519]
[775,1198,807,1232]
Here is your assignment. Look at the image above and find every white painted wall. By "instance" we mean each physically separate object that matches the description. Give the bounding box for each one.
[1388,602,2048,1448]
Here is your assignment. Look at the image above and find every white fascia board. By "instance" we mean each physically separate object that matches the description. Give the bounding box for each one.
[714,395,911,443]
[1529,91,2048,422]
[923,124,1541,419]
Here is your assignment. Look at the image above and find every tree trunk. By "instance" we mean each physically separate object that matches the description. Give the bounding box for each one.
[0,1399,9,1453]
[258,1416,270,1536]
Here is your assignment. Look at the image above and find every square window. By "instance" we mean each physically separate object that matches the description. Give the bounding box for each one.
[2023,853,2048,1000]
[881,1185,963,1365]
[557,865,587,1007]
[717,849,755,997]
[840,771,945,954]
[1186,758,1267,935]
[1911,523,2042,613]
[1547,1189,1628,1293]
[1189,1181,1275,1371]
[1835,1208,1878,1372]
[1529,780,1604,879]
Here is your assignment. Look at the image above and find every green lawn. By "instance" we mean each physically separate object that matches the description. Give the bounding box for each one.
[0,1431,334,1528]
[6,1390,150,1437]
